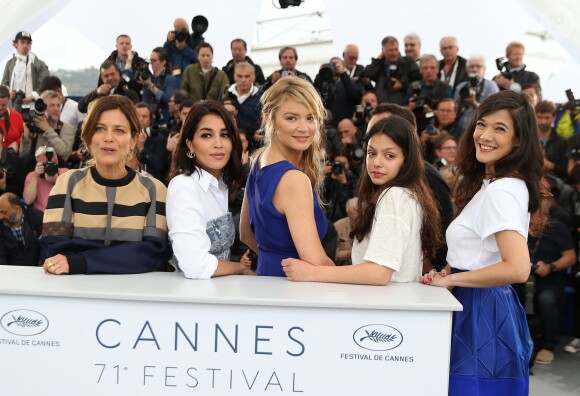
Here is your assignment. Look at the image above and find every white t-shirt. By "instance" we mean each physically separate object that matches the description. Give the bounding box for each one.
[446,178,529,271]
[351,187,423,283]
[167,169,229,279]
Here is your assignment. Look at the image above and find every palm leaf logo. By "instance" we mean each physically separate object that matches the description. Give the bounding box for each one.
[6,315,43,328]
[359,330,397,343]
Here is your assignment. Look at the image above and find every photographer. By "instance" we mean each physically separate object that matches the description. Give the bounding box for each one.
[0,192,43,266]
[536,100,567,178]
[1,31,49,108]
[337,118,365,179]
[19,90,76,168]
[99,35,146,100]
[223,39,265,85]
[419,99,458,163]
[322,154,357,223]
[135,103,168,182]
[225,62,263,136]
[314,57,361,126]
[164,19,198,86]
[78,60,138,113]
[23,146,68,212]
[363,36,418,106]
[407,54,452,133]
[494,41,540,91]
[352,90,378,128]
[262,47,313,91]
[0,126,27,197]
[141,47,179,127]
[454,55,499,133]
[0,85,24,153]
[181,43,229,102]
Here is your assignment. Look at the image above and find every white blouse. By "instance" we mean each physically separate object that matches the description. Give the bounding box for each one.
[351,187,423,283]
[167,169,229,279]
[446,178,529,271]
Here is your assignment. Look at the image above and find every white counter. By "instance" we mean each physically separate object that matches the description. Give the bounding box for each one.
[0,266,461,395]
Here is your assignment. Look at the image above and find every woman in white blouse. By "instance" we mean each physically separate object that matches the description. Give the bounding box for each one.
[166,100,253,279]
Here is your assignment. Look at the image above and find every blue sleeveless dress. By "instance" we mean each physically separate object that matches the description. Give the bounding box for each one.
[246,160,328,277]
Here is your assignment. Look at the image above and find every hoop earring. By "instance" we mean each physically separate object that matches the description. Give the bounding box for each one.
[187,151,195,159]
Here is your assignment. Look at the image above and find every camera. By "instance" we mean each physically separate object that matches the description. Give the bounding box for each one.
[425,111,437,135]
[281,67,289,78]
[319,59,337,82]
[173,29,188,42]
[21,98,47,135]
[409,70,424,108]
[134,58,152,82]
[434,157,448,170]
[495,57,513,80]
[316,59,339,105]
[43,147,58,177]
[383,65,398,90]
[12,90,26,114]
[459,73,478,99]
[331,161,344,175]
[0,163,14,180]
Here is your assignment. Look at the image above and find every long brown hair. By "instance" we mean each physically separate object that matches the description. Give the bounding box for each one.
[168,100,243,189]
[351,116,443,260]
[454,90,546,234]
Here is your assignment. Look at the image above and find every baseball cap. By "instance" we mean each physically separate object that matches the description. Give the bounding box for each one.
[14,31,32,41]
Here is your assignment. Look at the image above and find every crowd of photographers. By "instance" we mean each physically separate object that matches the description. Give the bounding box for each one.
[1,21,580,363]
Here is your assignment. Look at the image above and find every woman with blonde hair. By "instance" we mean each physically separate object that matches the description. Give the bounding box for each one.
[240,77,333,276]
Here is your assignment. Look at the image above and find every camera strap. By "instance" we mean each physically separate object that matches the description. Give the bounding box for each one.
[200,67,218,100]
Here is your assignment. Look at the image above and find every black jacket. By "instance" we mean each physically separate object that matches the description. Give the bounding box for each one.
[222,56,266,85]
[363,55,418,105]
[438,56,469,92]
[0,149,27,197]
[0,206,43,266]
[99,50,147,99]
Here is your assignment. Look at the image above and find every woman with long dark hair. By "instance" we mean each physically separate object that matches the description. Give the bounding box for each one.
[423,90,546,395]
[166,100,252,279]
[282,115,442,285]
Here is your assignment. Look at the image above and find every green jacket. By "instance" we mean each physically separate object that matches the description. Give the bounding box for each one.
[2,53,49,97]
[181,63,229,102]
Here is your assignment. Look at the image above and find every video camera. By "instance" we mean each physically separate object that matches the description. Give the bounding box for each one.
[21,98,47,136]
[42,147,58,178]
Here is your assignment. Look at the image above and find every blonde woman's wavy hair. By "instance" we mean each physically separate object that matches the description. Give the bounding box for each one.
[251,77,328,200]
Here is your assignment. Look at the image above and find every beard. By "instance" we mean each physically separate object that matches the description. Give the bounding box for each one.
[538,124,551,133]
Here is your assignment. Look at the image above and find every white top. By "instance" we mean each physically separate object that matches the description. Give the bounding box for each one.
[351,187,423,283]
[166,169,229,279]
[60,97,86,128]
[446,178,529,270]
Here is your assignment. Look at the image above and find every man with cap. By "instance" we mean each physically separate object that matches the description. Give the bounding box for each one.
[1,31,49,107]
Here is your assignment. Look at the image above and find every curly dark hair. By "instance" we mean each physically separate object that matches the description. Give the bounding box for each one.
[350,115,443,260]
[454,90,547,234]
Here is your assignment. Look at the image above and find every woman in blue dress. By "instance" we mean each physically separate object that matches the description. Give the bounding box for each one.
[166,100,253,279]
[423,90,546,395]
[240,77,334,276]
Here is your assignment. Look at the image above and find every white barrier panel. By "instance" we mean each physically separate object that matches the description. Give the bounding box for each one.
[0,266,462,395]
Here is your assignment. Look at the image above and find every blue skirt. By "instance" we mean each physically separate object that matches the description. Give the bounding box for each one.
[449,274,532,396]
